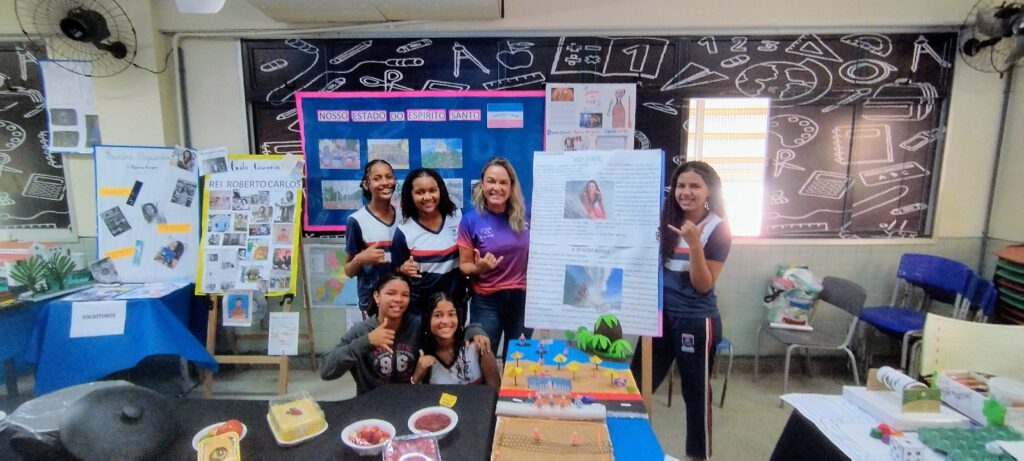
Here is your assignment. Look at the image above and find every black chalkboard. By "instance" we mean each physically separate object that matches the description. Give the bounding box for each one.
[240,33,956,238]
[0,43,75,240]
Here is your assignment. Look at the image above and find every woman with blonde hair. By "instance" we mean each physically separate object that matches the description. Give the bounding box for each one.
[457,157,531,356]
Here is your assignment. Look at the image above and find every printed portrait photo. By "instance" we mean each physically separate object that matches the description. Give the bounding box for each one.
[154,240,185,269]
[564,179,612,220]
[101,206,132,236]
[562,264,623,312]
[223,290,253,327]
[171,179,197,207]
[209,190,232,210]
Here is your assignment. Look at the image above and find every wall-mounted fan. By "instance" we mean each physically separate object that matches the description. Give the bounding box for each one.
[15,0,138,77]
[960,0,1024,74]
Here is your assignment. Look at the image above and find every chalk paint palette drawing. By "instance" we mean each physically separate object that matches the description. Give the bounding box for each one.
[768,114,818,148]
[0,119,27,152]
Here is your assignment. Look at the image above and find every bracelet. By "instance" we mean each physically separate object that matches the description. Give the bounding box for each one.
[410,377,417,384]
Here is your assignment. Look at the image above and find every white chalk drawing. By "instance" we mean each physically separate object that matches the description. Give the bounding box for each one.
[880,219,917,238]
[266,39,321,104]
[0,153,24,182]
[911,35,951,72]
[635,130,651,150]
[822,88,872,113]
[0,102,15,112]
[758,40,781,52]
[769,190,789,205]
[336,58,424,74]
[735,59,833,107]
[730,37,748,52]
[697,36,718,54]
[785,34,843,63]
[0,192,14,206]
[832,124,893,165]
[768,114,818,148]
[840,34,893,58]
[482,71,545,90]
[21,173,65,201]
[642,99,680,115]
[330,40,371,65]
[397,39,432,54]
[496,41,535,70]
[721,55,750,68]
[0,119,27,152]
[799,171,852,199]
[359,69,413,92]
[682,118,691,132]
[0,210,68,221]
[850,185,909,218]
[260,59,288,72]
[838,59,897,84]
[40,131,60,169]
[862,79,936,121]
[768,222,829,233]
[661,62,728,91]
[899,127,945,151]
[275,109,297,121]
[551,37,668,79]
[771,149,807,177]
[839,222,860,239]
[16,46,38,80]
[453,42,490,78]
[767,208,846,220]
[0,222,58,229]
[261,140,303,155]
[422,79,471,91]
[891,203,927,216]
[0,86,45,118]
[858,162,929,187]
[322,77,347,92]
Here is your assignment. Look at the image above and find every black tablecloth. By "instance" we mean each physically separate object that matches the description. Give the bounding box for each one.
[1,384,496,460]
[771,410,851,461]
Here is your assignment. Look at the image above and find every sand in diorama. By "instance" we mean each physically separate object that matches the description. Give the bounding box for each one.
[500,357,639,396]
[491,416,613,461]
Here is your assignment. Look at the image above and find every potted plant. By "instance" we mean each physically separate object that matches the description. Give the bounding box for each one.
[9,256,48,294]
[45,252,77,291]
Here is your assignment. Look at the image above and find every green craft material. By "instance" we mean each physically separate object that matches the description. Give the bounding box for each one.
[983,398,1006,427]
[918,426,1022,460]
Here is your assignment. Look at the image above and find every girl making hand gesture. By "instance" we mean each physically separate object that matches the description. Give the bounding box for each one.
[344,160,398,314]
[410,292,500,390]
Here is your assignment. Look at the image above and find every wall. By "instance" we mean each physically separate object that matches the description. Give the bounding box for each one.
[988,71,1024,242]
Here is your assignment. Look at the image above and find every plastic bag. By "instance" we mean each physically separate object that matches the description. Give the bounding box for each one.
[764,263,823,328]
[5,380,132,435]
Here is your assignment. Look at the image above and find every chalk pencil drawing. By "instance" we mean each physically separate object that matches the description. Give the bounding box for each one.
[850,185,909,218]
[496,41,535,70]
[832,124,893,165]
[858,162,929,187]
[911,35,951,72]
[661,62,728,91]
[799,171,852,200]
[785,34,843,63]
[482,71,545,90]
[329,40,371,65]
[840,34,893,58]
[265,39,321,104]
[397,39,432,54]
[735,59,832,107]
[822,88,872,113]
[452,42,490,78]
[0,86,44,118]
[899,127,945,151]
[891,203,927,216]
[768,114,818,148]
[838,59,897,84]
[767,208,847,220]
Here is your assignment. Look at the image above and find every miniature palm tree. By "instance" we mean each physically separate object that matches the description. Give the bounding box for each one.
[566,361,581,380]
[505,366,524,386]
[10,256,47,294]
[553,353,567,371]
[510,351,523,367]
[607,339,634,359]
[589,355,603,371]
[45,252,77,291]
[586,333,611,352]
[604,369,618,385]
[574,327,592,350]
[528,363,543,376]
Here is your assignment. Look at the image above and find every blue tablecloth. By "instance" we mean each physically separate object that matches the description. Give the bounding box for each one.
[0,301,47,383]
[23,284,218,395]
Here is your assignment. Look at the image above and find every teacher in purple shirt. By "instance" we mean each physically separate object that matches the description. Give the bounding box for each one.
[458,157,531,357]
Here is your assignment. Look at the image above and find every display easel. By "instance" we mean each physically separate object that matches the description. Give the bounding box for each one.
[641,337,653,417]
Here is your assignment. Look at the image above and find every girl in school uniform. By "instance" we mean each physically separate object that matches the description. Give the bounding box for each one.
[630,161,731,461]
[391,168,465,315]
[410,292,500,390]
[344,160,399,314]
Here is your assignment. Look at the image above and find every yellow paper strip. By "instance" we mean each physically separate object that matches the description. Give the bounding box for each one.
[99,187,132,197]
[104,247,134,260]
[157,223,191,233]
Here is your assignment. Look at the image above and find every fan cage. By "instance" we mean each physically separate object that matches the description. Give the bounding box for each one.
[959,0,1024,74]
[15,0,138,77]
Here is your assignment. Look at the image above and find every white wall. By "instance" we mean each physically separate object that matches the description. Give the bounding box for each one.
[988,71,1024,242]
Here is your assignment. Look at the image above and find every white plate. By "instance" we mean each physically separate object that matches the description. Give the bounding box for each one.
[407,406,458,440]
[266,414,329,447]
[191,421,248,450]
[341,418,396,456]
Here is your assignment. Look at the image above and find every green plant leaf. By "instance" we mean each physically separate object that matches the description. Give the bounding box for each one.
[596,314,620,330]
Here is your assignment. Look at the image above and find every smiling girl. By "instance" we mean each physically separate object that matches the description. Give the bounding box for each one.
[344,159,398,313]
[391,168,464,315]
[410,292,500,390]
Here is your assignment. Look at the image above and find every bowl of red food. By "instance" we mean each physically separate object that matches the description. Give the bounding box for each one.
[407,406,458,440]
[341,419,396,456]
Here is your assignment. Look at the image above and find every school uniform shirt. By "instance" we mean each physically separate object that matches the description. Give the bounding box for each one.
[456,208,530,295]
[427,344,484,385]
[391,209,464,309]
[345,206,398,311]
[663,213,732,319]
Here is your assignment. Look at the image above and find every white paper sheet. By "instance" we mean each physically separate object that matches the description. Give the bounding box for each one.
[69,301,126,338]
[40,61,100,154]
[268,312,299,355]
[545,83,636,152]
[197,147,229,176]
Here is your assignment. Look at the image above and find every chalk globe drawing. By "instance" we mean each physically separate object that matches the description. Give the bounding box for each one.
[735,60,831,107]
[0,120,27,152]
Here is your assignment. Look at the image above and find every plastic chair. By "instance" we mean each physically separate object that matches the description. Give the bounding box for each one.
[917,313,1024,381]
[908,276,996,372]
[667,337,733,408]
[858,254,974,372]
[754,276,866,401]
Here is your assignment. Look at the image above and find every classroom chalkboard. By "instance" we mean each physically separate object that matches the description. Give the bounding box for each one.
[241,33,957,238]
[0,43,75,241]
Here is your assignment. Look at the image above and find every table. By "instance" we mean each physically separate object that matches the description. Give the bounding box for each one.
[772,410,851,461]
[23,284,217,395]
[0,384,496,460]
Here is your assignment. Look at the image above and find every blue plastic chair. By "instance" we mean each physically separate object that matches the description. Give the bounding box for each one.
[858,254,974,372]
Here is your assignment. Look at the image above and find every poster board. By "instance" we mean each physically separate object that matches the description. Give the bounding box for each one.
[294,90,545,231]
[525,149,663,336]
[302,241,356,308]
[39,60,101,154]
[94,145,199,283]
[196,156,302,296]
[545,83,636,152]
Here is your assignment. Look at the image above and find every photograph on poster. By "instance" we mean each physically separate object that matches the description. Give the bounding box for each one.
[564,180,611,220]
[85,115,102,146]
[236,247,247,260]
[101,206,132,236]
[562,264,623,312]
[252,205,273,223]
[51,108,77,125]
[551,87,574,102]
[444,178,464,209]
[579,113,603,128]
[322,180,362,210]
[233,213,248,231]
[248,223,271,236]
[562,134,588,151]
[232,190,250,210]
[223,233,246,246]
[142,203,168,224]
[273,223,293,244]
[248,239,269,260]
[173,148,196,172]
[276,191,296,222]
[270,276,290,291]
[171,179,197,207]
[273,248,292,270]
[367,139,409,169]
[202,156,228,175]
[207,233,222,246]
[223,290,253,327]
[240,264,265,283]
[154,240,185,269]
[420,138,463,168]
[209,191,231,210]
[209,214,230,232]
[318,139,360,169]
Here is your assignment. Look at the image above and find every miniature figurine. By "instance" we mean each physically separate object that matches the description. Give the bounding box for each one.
[533,428,542,444]
[569,431,580,447]
[518,333,527,346]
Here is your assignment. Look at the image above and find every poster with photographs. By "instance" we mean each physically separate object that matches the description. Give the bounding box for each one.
[197,160,302,296]
[40,60,101,154]
[545,83,636,153]
[94,145,200,283]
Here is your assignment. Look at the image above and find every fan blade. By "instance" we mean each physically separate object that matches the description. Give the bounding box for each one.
[963,35,1004,56]
[94,41,129,60]
[976,5,1015,37]
[1004,34,1024,68]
